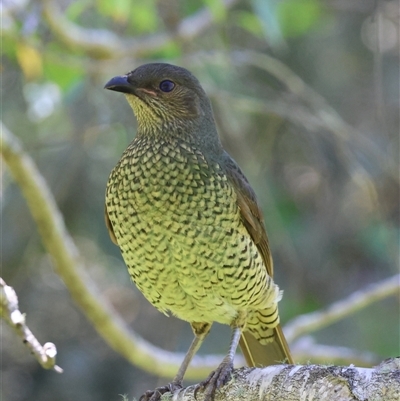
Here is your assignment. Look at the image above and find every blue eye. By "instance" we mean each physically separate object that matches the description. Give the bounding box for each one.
[159,80,175,92]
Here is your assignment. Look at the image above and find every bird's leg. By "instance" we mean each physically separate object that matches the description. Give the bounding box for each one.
[173,322,212,385]
[195,326,242,401]
[139,322,211,401]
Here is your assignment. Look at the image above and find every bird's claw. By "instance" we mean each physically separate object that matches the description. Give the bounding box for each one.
[139,381,182,401]
[194,359,233,401]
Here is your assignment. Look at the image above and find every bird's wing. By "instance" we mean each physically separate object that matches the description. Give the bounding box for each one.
[105,207,118,245]
[222,152,294,366]
[222,152,273,278]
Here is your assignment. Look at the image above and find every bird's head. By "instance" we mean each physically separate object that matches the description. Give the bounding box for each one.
[105,63,217,138]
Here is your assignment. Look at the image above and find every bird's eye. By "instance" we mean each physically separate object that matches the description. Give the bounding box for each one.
[159,80,175,92]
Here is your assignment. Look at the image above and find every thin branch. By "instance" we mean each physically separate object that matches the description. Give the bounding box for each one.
[196,50,397,181]
[0,121,225,380]
[0,277,63,373]
[284,274,400,343]
[231,50,350,138]
[41,0,239,59]
[291,336,380,367]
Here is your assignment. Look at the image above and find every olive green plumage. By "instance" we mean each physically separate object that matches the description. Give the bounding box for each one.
[105,63,292,400]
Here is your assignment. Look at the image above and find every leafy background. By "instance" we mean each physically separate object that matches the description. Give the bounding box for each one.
[2,0,399,400]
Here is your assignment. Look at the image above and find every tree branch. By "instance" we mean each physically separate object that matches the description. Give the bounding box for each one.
[0,277,63,372]
[41,0,239,59]
[0,121,224,379]
[291,336,380,367]
[169,359,400,400]
[284,274,400,343]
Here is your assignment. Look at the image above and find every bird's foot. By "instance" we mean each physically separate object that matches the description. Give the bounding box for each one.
[139,381,182,401]
[194,358,233,401]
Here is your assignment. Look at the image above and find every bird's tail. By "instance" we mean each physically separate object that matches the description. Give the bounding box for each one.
[239,324,293,367]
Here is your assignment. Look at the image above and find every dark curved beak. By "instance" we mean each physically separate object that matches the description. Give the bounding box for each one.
[104,75,136,94]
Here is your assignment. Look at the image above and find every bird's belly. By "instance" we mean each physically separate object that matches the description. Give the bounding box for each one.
[115,206,272,324]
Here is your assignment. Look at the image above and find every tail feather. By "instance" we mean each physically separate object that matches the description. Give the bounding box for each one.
[239,324,293,367]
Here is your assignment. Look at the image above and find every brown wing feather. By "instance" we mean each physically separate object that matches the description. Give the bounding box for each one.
[222,153,273,277]
[222,152,293,366]
[105,207,118,245]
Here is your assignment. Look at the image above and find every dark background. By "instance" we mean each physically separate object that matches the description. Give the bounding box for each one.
[2,1,399,400]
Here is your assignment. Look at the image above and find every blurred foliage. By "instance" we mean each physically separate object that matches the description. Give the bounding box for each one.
[1,0,399,400]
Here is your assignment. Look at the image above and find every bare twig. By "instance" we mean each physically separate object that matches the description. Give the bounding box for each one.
[284,274,400,343]
[0,277,63,372]
[0,121,225,379]
[231,50,351,139]
[194,50,397,181]
[41,0,239,59]
[291,336,380,367]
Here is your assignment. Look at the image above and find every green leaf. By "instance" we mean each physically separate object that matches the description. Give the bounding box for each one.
[277,0,321,38]
[203,0,226,22]
[43,57,85,92]
[234,11,264,38]
[251,0,284,45]
[66,0,91,21]
[151,41,182,59]
[1,35,18,60]
[130,1,158,33]
[97,0,131,23]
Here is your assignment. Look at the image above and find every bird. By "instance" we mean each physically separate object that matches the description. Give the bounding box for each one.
[104,63,293,401]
